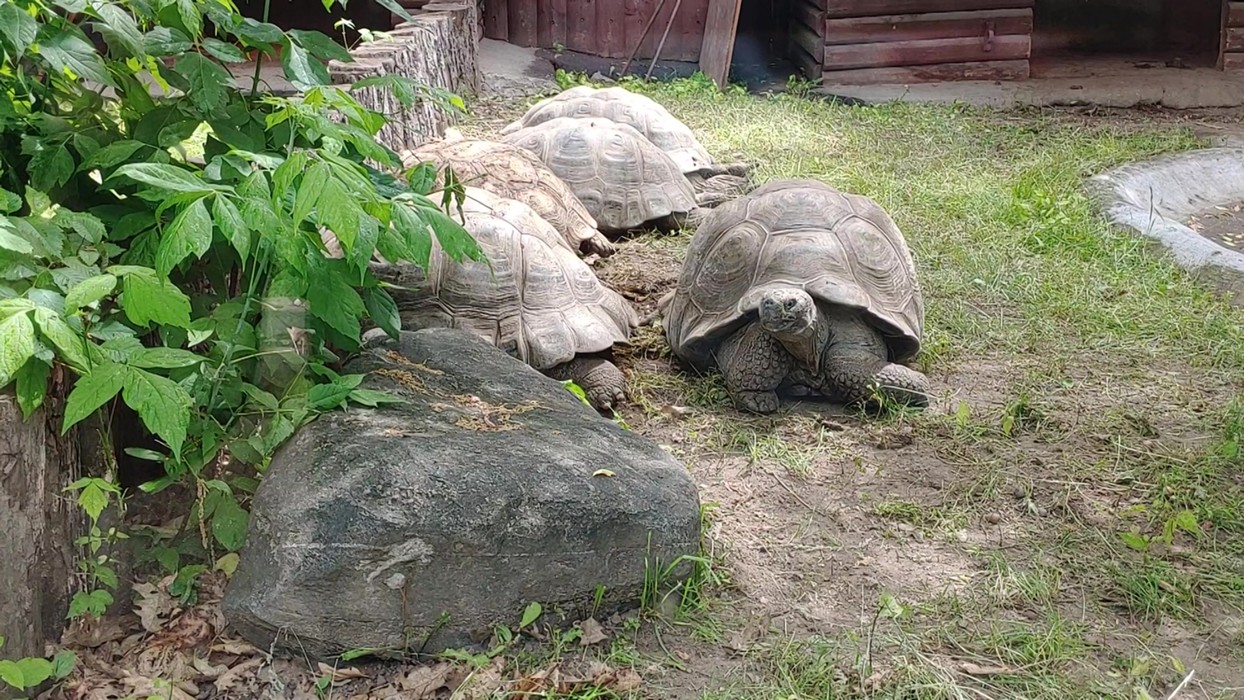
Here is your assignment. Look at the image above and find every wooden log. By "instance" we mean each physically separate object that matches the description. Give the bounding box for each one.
[822,33,1030,70]
[788,42,822,80]
[507,0,538,46]
[824,0,1031,19]
[1225,52,1244,70]
[1229,26,1244,52]
[824,8,1032,44]
[791,18,823,64]
[483,0,507,39]
[0,392,86,675]
[330,6,479,151]
[792,0,824,38]
[1230,2,1244,28]
[822,58,1028,84]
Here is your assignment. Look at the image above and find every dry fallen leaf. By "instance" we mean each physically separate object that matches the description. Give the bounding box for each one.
[132,581,177,633]
[456,656,506,700]
[214,657,264,693]
[592,469,615,478]
[578,618,608,646]
[661,404,692,417]
[210,638,260,656]
[317,662,369,682]
[397,661,455,697]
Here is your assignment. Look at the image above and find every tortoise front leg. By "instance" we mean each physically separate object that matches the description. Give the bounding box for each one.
[819,309,930,409]
[545,355,627,413]
[714,322,793,415]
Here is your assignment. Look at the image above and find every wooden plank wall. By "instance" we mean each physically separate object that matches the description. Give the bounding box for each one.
[819,0,1034,86]
[482,0,711,61]
[1224,1,1244,70]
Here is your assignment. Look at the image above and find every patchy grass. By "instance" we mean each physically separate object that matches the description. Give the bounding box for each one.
[468,76,1244,699]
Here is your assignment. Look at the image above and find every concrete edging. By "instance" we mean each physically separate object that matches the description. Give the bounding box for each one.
[1085,147,1244,306]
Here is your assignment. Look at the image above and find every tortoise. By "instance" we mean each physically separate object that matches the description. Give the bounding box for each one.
[401,129,616,258]
[501,116,721,233]
[500,85,753,199]
[658,179,930,414]
[368,187,639,412]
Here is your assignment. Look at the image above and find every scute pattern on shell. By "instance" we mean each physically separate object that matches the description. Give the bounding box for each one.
[664,179,924,370]
[402,138,602,253]
[378,188,637,370]
[500,85,714,174]
[501,116,698,231]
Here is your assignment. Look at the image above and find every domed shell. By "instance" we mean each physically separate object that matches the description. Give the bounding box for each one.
[402,138,604,256]
[664,179,924,371]
[500,85,714,174]
[501,116,698,232]
[379,187,638,370]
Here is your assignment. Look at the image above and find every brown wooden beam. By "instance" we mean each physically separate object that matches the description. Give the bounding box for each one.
[824,0,1032,20]
[822,33,1030,70]
[824,9,1032,45]
[822,58,1029,85]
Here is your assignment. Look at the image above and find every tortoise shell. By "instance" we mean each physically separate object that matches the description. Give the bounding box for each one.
[663,179,924,371]
[501,116,698,232]
[500,85,714,174]
[402,137,603,256]
[377,187,638,370]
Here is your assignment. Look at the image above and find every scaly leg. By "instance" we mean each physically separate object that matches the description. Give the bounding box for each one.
[714,322,792,414]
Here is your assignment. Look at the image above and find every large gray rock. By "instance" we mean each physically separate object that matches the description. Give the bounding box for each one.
[222,328,701,659]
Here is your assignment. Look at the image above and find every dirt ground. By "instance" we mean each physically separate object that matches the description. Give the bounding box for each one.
[1188,203,1244,250]
[46,85,1244,700]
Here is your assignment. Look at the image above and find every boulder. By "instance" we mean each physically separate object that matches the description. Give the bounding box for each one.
[222,328,702,659]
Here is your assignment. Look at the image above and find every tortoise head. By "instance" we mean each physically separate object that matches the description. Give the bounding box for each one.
[758,288,816,340]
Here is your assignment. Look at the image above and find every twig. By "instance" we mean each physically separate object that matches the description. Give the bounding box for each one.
[620,0,668,76]
[645,0,682,80]
[1165,669,1195,700]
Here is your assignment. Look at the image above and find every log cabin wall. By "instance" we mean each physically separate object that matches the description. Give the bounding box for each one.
[481,0,712,61]
[1224,2,1244,70]
[817,0,1035,85]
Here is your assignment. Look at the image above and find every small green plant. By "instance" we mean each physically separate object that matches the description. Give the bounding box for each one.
[0,636,76,695]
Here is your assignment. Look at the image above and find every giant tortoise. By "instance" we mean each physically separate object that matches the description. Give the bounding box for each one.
[500,85,751,197]
[660,179,930,414]
[501,116,722,233]
[368,187,639,411]
[402,129,616,258]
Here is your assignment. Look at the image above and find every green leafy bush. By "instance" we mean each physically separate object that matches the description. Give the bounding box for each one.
[0,0,479,622]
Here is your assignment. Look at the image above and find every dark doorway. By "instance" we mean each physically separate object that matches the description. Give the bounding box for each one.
[1031,0,1223,74]
[729,0,801,91]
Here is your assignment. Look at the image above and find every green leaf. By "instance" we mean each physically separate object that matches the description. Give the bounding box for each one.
[174,52,232,113]
[371,0,414,23]
[0,218,33,255]
[306,266,365,342]
[420,203,484,263]
[1119,530,1150,552]
[55,210,106,244]
[176,0,203,37]
[122,366,192,456]
[62,361,125,433]
[0,660,22,689]
[235,18,284,46]
[0,3,37,58]
[292,161,330,226]
[280,38,329,90]
[32,308,90,371]
[65,274,118,310]
[35,26,115,87]
[202,37,248,63]
[362,287,401,339]
[142,26,193,55]
[213,196,250,259]
[75,479,111,522]
[1173,510,1201,538]
[156,197,213,277]
[210,493,249,551]
[112,163,218,195]
[28,142,76,193]
[309,383,354,410]
[520,601,542,628]
[119,268,192,328]
[15,657,54,689]
[290,29,353,63]
[51,650,76,680]
[129,347,204,369]
[0,188,21,214]
[91,2,146,56]
[348,388,405,407]
[81,140,147,171]
[67,589,112,619]
[0,310,36,387]
[93,564,119,589]
[15,359,50,419]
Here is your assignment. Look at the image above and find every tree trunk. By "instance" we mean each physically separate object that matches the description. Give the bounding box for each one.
[0,388,85,681]
[329,3,481,151]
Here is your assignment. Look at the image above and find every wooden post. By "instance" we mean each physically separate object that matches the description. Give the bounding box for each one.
[0,391,86,679]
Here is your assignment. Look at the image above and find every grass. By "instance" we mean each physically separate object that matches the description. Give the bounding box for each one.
[442,74,1244,698]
